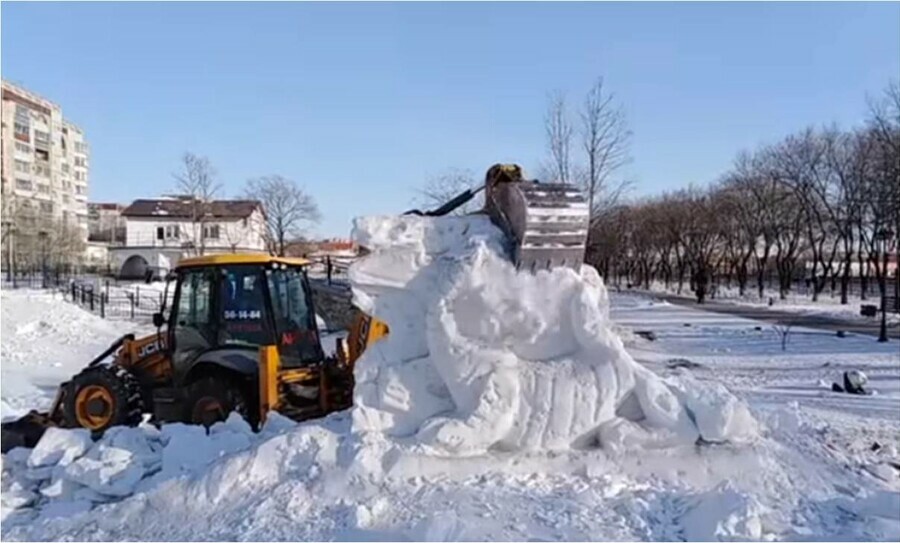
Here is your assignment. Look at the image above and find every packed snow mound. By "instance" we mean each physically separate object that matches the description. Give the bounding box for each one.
[349,215,758,454]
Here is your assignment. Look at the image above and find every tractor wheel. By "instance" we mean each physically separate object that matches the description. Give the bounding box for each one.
[62,365,144,433]
[184,376,254,429]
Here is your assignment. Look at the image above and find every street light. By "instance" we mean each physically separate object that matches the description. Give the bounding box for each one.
[2,218,14,284]
[875,228,894,343]
[38,230,49,289]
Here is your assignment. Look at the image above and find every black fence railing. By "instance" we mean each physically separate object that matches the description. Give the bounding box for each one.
[67,281,163,322]
[2,267,164,323]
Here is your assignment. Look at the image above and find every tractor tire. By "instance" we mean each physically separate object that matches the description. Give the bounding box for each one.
[62,365,144,434]
[183,376,255,429]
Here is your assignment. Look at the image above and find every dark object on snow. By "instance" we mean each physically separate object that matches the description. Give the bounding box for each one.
[754,326,762,331]
[768,297,774,306]
[635,330,657,341]
[836,330,847,338]
[831,370,869,395]
[1,410,57,452]
[667,358,703,370]
[683,323,691,327]
[860,304,878,318]
[871,442,882,452]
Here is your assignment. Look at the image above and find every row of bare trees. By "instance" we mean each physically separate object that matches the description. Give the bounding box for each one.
[588,83,900,309]
[173,152,321,256]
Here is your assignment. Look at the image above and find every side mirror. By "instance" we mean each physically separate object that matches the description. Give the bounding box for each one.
[152,312,165,328]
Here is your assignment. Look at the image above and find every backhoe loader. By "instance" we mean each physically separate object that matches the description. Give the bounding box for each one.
[1,164,588,452]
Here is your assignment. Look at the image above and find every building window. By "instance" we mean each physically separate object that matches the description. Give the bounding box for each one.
[14,122,29,139]
[40,202,53,214]
[203,224,220,239]
[63,194,71,204]
[37,184,50,194]
[74,156,86,167]
[35,164,50,177]
[165,225,180,239]
[15,142,31,154]
[15,160,30,173]
[62,163,70,173]
[15,179,32,191]
[75,185,85,195]
[156,227,164,240]
[34,130,50,143]
[75,171,84,181]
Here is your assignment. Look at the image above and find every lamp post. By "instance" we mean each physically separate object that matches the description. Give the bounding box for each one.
[38,230,49,289]
[2,219,14,284]
[875,228,894,343]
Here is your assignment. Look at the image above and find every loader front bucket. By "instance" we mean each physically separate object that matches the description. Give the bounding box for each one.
[1,410,59,453]
[484,165,589,272]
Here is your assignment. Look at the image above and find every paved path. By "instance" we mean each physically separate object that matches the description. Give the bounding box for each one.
[650,293,900,340]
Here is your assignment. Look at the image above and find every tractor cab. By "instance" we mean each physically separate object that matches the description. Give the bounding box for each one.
[159,254,324,376]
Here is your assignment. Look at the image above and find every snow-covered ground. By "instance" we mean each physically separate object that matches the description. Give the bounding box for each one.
[2,217,899,541]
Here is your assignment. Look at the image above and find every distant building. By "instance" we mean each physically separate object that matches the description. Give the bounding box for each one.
[1,80,90,269]
[111,196,267,278]
[88,202,126,243]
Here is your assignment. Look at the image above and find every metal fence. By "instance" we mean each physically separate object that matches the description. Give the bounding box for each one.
[67,280,164,322]
[2,267,164,323]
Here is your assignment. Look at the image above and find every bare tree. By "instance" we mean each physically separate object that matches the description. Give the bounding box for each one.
[245,175,321,256]
[863,83,900,341]
[679,188,723,303]
[173,152,221,256]
[580,78,632,221]
[545,91,573,183]
[768,129,838,301]
[412,168,480,215]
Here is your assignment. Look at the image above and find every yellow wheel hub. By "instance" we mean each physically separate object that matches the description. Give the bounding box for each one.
[74,385,115,430]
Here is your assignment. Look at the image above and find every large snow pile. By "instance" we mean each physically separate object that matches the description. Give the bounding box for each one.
[1,289,149,420]
[349,215,757,454]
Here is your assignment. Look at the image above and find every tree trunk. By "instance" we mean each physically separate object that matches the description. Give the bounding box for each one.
[840,253,852,305]
[860,258,870,300]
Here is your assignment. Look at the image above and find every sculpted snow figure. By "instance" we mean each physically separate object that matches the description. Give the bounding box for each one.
[349,215,755,455]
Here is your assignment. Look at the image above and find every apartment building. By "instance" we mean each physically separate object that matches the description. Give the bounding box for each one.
[1,80,89,267]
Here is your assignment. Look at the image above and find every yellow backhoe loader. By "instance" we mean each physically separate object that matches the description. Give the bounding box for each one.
[0,164,588,452]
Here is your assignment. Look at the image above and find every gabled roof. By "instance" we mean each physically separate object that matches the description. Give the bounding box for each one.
[121,198,261,219]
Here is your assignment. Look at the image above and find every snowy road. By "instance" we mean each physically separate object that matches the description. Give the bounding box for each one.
[2,285,899,541]
[646,291,900,339]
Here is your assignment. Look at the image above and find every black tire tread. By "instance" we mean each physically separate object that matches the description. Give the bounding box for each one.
[62,365,145,432]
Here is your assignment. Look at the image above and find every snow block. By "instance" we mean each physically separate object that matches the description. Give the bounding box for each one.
[681,483,765,541]
[64,444,146,497]
[27,428,92,468]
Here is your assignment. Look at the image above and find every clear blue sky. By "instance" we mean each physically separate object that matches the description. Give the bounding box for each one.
[3,2,898,238]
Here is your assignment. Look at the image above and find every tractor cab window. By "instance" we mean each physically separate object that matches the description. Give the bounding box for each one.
[172,268,215,367]
[218,266,271,347]
[266,266,321,365]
